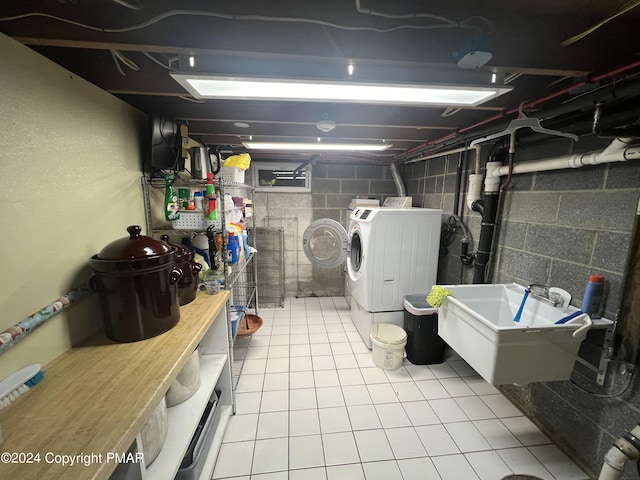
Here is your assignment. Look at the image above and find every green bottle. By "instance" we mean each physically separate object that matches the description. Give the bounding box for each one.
[164,173,180,221]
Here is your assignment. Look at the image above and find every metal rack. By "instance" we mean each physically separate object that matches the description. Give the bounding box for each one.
[140,175,259,385]
[228,253,258,311]
[255,227,285,307]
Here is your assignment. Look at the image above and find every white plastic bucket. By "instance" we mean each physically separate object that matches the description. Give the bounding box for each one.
[370,323,407,370]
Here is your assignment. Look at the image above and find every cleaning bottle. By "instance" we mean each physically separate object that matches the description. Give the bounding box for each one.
[227,232,240,265]
[214,233,224,274]
[241,229,250,262]
[164,173,180,221]
[205,172,216,220]
[193,191,204,211]
[582,275,605,319]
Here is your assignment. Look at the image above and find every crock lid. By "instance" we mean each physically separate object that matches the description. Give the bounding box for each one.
[97,226,172,260]
[160,234,194,261]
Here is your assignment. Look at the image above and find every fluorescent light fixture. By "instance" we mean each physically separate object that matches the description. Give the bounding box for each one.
[242,141,392,152]
[171,73,513,107]
[188,56,195,67]
[348,63,355,76]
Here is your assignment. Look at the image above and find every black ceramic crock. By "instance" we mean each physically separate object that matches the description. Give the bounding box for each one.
[160,235,202,306]
[89,225,183,343]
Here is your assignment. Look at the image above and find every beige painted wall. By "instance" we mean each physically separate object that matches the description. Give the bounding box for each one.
[0,34,147,378]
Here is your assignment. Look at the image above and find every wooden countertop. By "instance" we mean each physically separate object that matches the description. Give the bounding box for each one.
[0,289,229,480]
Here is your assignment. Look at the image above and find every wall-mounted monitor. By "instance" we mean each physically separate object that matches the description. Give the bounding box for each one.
[147,116,183,171]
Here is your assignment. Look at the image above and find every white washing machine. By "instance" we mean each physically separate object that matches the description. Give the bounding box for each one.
[303,206,442,348]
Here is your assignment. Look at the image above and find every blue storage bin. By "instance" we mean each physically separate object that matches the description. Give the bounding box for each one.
[229,305,246,338]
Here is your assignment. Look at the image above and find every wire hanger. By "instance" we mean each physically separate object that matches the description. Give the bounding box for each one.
[470,103,578,147]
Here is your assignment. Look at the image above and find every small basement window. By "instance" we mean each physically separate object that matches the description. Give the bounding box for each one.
[252,161,312,192]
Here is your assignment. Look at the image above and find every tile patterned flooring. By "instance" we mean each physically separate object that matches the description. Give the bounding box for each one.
[213,297,589,480]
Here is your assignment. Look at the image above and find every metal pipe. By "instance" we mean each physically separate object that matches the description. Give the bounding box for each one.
[453,150,464,217]
[404,145,472,164]
[474,145,481,174]
[592,102,640,138]
[396,59,640,161]
[0,281,95,355]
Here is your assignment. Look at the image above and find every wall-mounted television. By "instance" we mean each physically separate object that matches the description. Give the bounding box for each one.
[147,116,183,171]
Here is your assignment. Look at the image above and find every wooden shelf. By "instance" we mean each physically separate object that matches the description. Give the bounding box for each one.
[0,290,230,480]
[146,353,227,480]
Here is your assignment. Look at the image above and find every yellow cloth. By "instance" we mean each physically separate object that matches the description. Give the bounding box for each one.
[223,153,251,170]
[427,285,454,308]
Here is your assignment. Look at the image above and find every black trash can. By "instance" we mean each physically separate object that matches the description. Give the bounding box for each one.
[403,294,446,365]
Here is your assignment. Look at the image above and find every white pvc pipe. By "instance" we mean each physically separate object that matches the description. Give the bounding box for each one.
[466,173,484,209]
[599,462,624,480]
[598,423,640,480]
[489,138,640,178]
[599,449,627,480]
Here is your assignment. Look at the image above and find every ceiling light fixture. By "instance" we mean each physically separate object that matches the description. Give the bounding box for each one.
[171,73,513,107]
[233,122,250,128]
[316,119,336,132]
[188,56,195,68]
[242,141,392,152]
[348,63,355,76]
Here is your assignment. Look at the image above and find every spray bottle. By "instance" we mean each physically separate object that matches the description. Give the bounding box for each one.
[205,172,217,220]
[164,173,180,221]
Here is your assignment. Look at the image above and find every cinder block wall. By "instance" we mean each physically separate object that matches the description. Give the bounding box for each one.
[254,162,398,298]
[405,133,640,478]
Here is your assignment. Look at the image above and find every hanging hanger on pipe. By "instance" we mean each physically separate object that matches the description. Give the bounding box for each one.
[470,103,578,147]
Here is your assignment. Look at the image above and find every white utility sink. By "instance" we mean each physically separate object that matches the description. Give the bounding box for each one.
[438,283,613,385]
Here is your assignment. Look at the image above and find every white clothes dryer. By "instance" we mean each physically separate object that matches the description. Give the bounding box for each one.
[303,206,442,348]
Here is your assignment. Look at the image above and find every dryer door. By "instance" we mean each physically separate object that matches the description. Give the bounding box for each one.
[302,219,349,268]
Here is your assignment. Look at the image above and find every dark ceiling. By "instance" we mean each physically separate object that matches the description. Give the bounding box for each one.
[2,0,640,163]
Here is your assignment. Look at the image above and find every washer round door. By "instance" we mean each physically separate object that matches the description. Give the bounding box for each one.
[302,218,349,268]
[349,229,363,273]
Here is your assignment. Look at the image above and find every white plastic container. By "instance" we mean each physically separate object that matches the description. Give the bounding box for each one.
[219,166,244,184]
[140,396,168,465]
[370,323,407,370]
[166,348,201,407]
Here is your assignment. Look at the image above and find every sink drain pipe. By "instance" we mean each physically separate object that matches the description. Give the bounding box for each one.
[598,422,640,480]
[469,144,508,283]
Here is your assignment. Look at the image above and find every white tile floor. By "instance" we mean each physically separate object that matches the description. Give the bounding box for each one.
[213,297,589,480]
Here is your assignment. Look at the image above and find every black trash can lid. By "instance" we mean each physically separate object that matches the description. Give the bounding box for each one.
[403,294,438,316]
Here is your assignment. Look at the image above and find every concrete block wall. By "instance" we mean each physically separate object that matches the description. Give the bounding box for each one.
[404,132,640,478]
[405,153,481,285]
[254,161,398,298]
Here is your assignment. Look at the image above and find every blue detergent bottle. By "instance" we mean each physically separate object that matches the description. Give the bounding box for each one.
[582,275,605,319]
[227,232,240,265]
